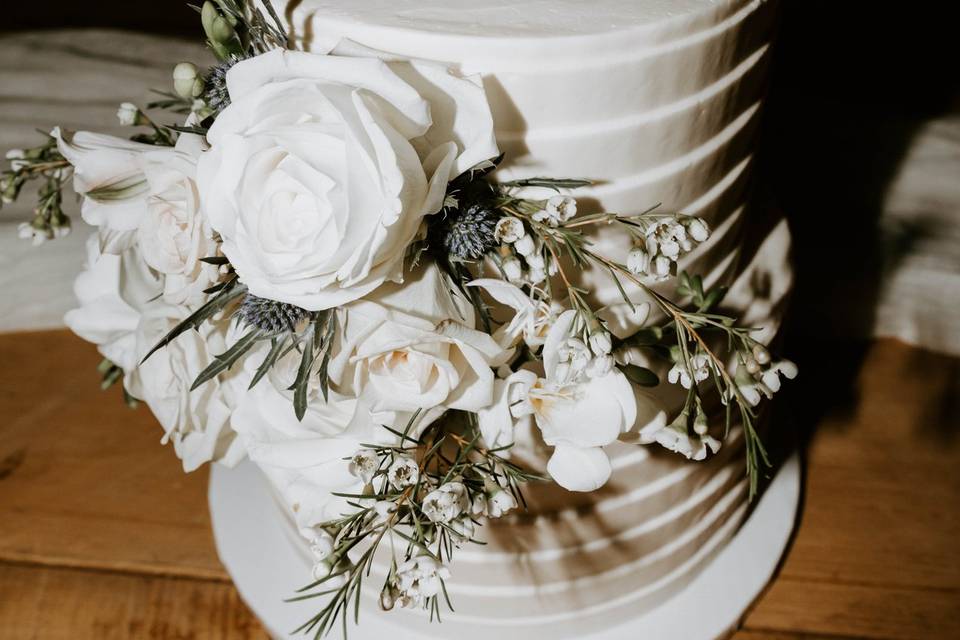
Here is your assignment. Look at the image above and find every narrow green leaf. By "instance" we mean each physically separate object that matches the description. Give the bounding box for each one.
[190,328,262,391]
[621,365,660,387]
[141,279,246,364]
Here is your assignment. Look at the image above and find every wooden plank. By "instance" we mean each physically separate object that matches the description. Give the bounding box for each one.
[0,330,226,579]
[0,562,265,640]
[742,577,960,640]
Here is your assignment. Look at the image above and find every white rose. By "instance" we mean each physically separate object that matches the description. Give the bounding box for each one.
[137,128,220,305]
[64,233,162,375]
[330,265,506,414]
[229,334,435,530]
[127,306,246,472]
[197,49,499,310]
[53,128,156,252]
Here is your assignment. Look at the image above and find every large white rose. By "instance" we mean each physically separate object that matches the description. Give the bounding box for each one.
[330,265,507,414]
[137,129,220,305]
[64,233,162,374]
[126,306,246,472]
[196,49,499,310]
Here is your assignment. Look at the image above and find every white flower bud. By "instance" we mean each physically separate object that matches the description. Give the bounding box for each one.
[752,344,771,365]
[687,218,710,242]
[502,257,523,283]
[653,255,672,279]
[627,248,650,275]
[494,216,525,244]
[514,234,535,257]
[173,62,203,99]
[526,252,545,270]
[116,102,140,126]
[745,356,761,375]
[527,267,547,285]
[589,330,612,355]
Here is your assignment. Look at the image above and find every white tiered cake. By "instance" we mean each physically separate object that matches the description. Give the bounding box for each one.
[239,0,793,637]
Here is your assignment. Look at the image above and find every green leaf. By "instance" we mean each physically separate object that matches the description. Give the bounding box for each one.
[499,176,593,191]
[621,365,660,387]
[140,279,246,364]
[289,329,316,421]
[248,336,286,390]
[190,328,262,390]
[623,325,664,346]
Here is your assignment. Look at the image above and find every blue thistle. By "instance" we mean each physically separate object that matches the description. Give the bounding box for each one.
[237,294,310,333]
[439,202,499,260]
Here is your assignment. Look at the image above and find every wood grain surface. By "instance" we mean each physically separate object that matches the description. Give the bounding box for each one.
[0,331,957,639]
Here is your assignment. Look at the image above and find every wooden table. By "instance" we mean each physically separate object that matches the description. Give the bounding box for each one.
[0,331,957,639]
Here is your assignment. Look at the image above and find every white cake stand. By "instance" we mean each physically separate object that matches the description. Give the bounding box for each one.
[209,452,801,640]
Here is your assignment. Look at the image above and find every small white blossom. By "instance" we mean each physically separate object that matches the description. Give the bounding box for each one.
[629,217,709,281]
[667,354,711,389]
[735,358,797,407]
[486,489,518,518]
[470,493,487,516]
[534,195,577,226]
[502,256,523,283]
[395,556,451,608]
[752,344,771,365]
[348,449,379,484]
[526,252,545,270]
[589,330,612,356]
[116,102,140,126]
[553,336,592,384]
[527,267,547,285]
[421,482,469,524]
[298,526,335,561]
[494,217,525,244]
[514,234,535,257]
[17,221,50,246]
[387,456,419,489]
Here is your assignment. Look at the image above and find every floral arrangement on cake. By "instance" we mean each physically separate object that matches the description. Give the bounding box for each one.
[0,1,795,636]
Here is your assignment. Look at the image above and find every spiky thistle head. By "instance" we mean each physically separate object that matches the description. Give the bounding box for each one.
[236,294,310,334]
[205,54,244,112]
[435,202,499,261]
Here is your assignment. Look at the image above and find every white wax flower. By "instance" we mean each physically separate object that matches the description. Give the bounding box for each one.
[667,354,711,389]
[116,102,140,126]
[486,488,518,518]
[494,217,525,244]
[533,195,577,226]
[513,234,535,257]
[589,330,612,356]
[387,456,419,489]
[395,556,451,608]
[421,482,469,524]
[196,49,498,310]
[348,449,379,484]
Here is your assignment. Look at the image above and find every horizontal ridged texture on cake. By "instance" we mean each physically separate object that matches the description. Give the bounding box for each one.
[271,0,790,636]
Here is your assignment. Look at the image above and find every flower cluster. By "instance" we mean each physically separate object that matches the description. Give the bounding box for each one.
[0,0,794,634]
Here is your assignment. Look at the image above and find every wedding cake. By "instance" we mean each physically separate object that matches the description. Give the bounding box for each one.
[1,0,794,637]
[265,0,791,636]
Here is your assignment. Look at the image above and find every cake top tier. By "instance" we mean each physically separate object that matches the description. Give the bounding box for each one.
[286,0,723,37]
[285,0,750,64]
